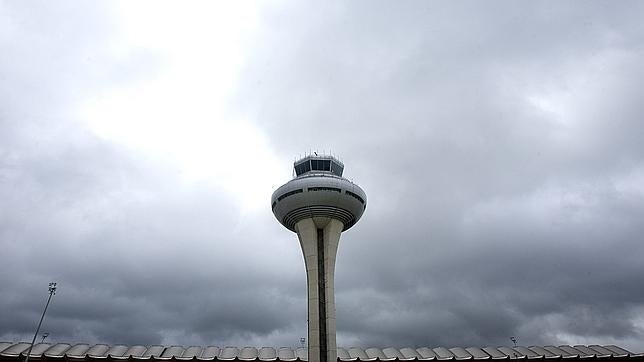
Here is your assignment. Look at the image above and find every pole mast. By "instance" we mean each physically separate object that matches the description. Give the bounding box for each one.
[24,282,57,362]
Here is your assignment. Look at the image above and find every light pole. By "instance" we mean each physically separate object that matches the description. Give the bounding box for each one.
[24,282,57,362]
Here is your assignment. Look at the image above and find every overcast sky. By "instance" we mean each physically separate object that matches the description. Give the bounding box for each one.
[1,0,644,353]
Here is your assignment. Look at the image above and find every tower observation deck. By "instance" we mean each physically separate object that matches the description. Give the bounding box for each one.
[271,154,366,362]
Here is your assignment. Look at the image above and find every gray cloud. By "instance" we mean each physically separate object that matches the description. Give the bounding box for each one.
[232,0,644,350]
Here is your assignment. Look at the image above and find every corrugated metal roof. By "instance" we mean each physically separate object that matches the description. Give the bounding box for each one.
[0,343,640,361]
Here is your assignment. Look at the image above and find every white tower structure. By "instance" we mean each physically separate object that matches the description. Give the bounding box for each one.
[271,155,366,362]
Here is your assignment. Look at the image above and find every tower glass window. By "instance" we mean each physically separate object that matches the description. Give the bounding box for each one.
[331,161,343,176]
[310,159,331,171]
[295,163,305,176]
[294,156,342,176]
[295,160,312,176]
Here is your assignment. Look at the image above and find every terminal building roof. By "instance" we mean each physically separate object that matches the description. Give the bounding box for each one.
[0,343,641,362]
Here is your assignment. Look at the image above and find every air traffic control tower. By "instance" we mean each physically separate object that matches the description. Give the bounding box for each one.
[271,155,367,362]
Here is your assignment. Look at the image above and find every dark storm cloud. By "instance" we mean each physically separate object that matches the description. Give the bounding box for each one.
[0,117,306,345]
[0,0,307,347]
[231,0,644,351]
[0,117,305,344]
[2,0,644,354]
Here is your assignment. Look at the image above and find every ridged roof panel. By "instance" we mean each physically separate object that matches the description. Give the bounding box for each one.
[258,347,276,361]
[161,346,184,358]
[43,343,71,357]
[465,348,489,360]
[105,345,128,357]
[604,345,632,357]
[0,343,639,361]
[0,343,30,356]
[541,346,568,357]
[202,347,221,359]
[294,347,307,361]
[398,348,420,360]
[239,347,258,360]
[449,347,472,360]
[277,347,296,361]
[416,347,438,359]
[183,346,204,358]
[66,344,90,357]
[143,345,164,358]
[557,346,582,357]
[481,347,505,359]
[87,344,110,357]
[432,347,454,359]
[573,345,602,357]
[382,347,404,360]
[125,345,148,357]
[365,348,387,360]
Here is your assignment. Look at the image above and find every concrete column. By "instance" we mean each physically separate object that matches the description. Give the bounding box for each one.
[295,218,344,362]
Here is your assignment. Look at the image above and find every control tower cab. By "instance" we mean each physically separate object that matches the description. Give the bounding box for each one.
[271,155,367,232]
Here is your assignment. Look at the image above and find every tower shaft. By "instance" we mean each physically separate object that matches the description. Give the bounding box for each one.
[295,218,343,362]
